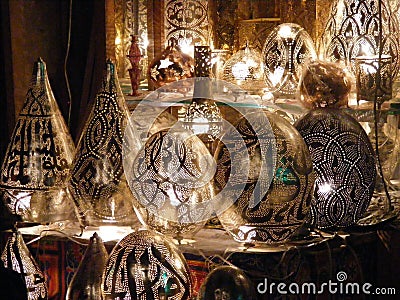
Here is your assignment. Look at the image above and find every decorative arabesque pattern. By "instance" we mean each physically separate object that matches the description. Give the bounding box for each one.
[222,46,265,95]
[129,129,214,235]
[102,230,192,299]
[68,61,136,226]
[211,0,237,50]
[164,0,210,49]
[238,19,280,52]
[0,58,75,219]
[194,46,211,77]
[215,111,314,243]
[295,108,376,229]
[1,230,48,300]
[319,0,400,79]
[262,23,317,97]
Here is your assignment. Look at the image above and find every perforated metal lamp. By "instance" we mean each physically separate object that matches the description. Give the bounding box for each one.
[319,0,400,81]
[262,23,317,99]
[1,229,48,300]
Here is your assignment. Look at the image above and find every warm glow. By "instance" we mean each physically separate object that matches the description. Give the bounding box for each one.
[278,24,295,39]
[141,33,149,49]
[178,37,194,56]
[360,44,373,56]
[232,62,250,80]
[115,35,121,46]
[158,58,174,69]
[319,182,333,194]
[97,226,133,242]
[270,66,285,86]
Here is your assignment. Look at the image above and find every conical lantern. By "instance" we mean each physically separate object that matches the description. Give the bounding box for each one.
[1,229,48,300]
[66,233,108,300]
[0,58,76,223]
[68,59,140,227]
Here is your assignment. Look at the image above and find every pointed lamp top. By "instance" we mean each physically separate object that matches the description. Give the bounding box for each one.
[32,57,47,84]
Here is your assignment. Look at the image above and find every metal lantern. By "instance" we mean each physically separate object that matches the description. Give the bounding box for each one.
[215,110,315,243]
[164,0,211,57]
[222,45,265,95]
[1,230,48,300]
[148,44,194,89]
[66,233,108,300]
[0,58,75,223]
[197,266,257,300]
[68,60,140,227]
[319,0,400,80]
[262,23,317,99]
[295,108,377,229]
[102,230,192,299]
[355,55,393,105]
[128,128,215,238]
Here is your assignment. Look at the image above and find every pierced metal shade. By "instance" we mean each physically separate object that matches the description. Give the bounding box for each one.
[0,58,75,223]
[102,230,192,299]
[222,45,265,95]
[164,0,211,57]
[1,230,47,300]
[295,108,377,229]
[262,23,317,98]
[68,60,139,227]
[215,111,314,243]
[128,128,215,238]
[319,0,400,79]
[66,233,108,300]
[355,55,393,105]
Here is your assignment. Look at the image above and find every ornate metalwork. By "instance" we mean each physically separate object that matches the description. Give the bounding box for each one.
[319,0,400,79]
[66,233,108,300]
[164,0,210,53]
[355,55,393,105]
[1,230,48,300]
[295,108,377,229]
[262,23,317,98]
[215,111,314,243]
[68,60,137,226]
[102,230,192,299]
[115,0,148,79]
[0,58,75,222]
[281,0,317,40]
[194,46,211,77]
[148,45,194,88]
[129,129,215,236]
[222,45,265,95]
[238,19,280,52]
[211,0,237,50]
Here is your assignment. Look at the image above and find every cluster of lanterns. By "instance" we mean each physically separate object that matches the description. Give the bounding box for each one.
[0,0,399,299]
